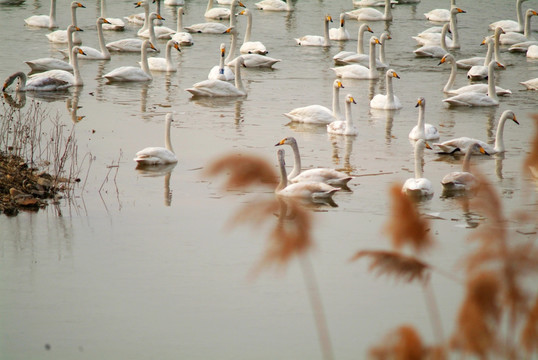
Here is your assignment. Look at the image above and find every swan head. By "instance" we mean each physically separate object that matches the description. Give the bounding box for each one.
[503,110,519,125]
[149,12,165,21]
[438,53,454,65]
[388,69,400,79]
[98,17,112,25]
[452,7,466,14]
[333,80,344,89]
[325,14,333,23]
[67,25,83,34]
[415,97,425,108]
[224,27,237,34]
[494,61,505,69]
[339,13,346,27]
[275,137,296,147]
[470,143,489,156]
[346,94,356,104]
[219,43,226,57]
[72,2,86,9]
[2,72,23,92]
[73,47,87,57]
[143,40,157,51]
[415,139,432,150]
[380,32,392,42]
[526,9,538,17]
[134,1,146,8]
[360,24,374,34]
[371,36,382,45]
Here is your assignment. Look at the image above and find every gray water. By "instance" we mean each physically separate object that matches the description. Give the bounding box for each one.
[0,0,537,358]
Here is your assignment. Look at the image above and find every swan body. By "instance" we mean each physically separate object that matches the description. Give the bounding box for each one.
[137,2,175,39]
[146,40,181,72]
[134,113,178,165]
[414,23,449,58]
[227,54,281,68]
[100,0,125,31]
[443,61,502,107]
[103,40,155,82]
[171,7,194,45]
[327,94,358,136]
[295,15,332,47]
[466,37,494,80]
[25,25,81,71]
[414,7,465,48]
[255,0,292,12]
[439,54,512,96]
[499,9,537,45]
[520,78,538,90]
[370,69,402,110]
[185,0,242,33]
[24,0,57,28]
[346,0,393,21]
[239,9,268,54]
[275,149,339,200]
[402,139,433,199]
[509,40,538,52]
[107,12,162,52]
[284,80,344,124]
[424,0,455,22]
[332,36,381,79]
[329,13,350,41]
[205,0,243,19]
[441,143,489,193]
[434,110,518,154]
[489,0,530,33]
[209,43,235,80]
[340,32,391,68]
[333,24,373,64]
[186,57,246,97]
[408,97,439,140]
[75,18,111,60]
[165,0,184,5]
[353,0,396,6]
[275,137,352,186]
[46,2,85,44]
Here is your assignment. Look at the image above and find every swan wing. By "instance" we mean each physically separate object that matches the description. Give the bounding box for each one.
[186,79,243,97]
[441,171,476,191]
[295,35,325,46]
[227,54,280,68]
[104,66,151,82]
[240,41,268,55]
[184,22,228,33]
[283,105,334,124]
[255,0,288,11]
[134,147,177,165]
[205,8,231,20]
[402,178,433,197]
[278,182,339,199]
[291,168,352,186]
[25,58,73,72]
[106,39,144,52]
[171,32,194,45]
[331,64,370,79]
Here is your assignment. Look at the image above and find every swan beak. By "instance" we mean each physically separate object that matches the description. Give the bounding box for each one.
[533,10,538,16]
[238,10,245,15]
[479,146,489,156]
[224,27,233,34]
[392,72,400,79]
[425,142,432,150]
[156,14,165,21]
[220,47,225,56]
[174,42,181,52]
[512,115,519,125]
[103,19,112,24]
[78,49,87,56]
[275,138,286,146]
[457,8,466,13]
[134,1,142,8]
[375,38,382,45]
[75,26,83,32]
[340,19,345,27]
[77,2,85,8]
[386,34,392,40]
[480,38,486,45]
[438,56,447,65]
[415,99,422,107]
[2,82,7,92]
[327,15,333,22]
[367,26,373,33]
[349,96,356,104]
[337,81,344,89]
[149,42,157,50]
[496,62,505,69]
[238,1,246,8]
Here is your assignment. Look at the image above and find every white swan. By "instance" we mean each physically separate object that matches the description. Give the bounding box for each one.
[331,36,380,79]
[205,0,242,20]
[346,0,393,21]
[238,9,268,54]
[466,37,495,80]
[125,0,150,27]
[414,7,465,48]
[489,0,529,33]
[408,97,439,140]
[275,148,339,200]
[255,0,292,12]
[414,23,449,58]
[499,9,537,45]
[443,61,502,107]
[46,1,85,44]
[134,113,178,165]
[171,7,194,45]
[74,18,112,60]
[208,43,235,80]
[329,13,350,41]
[441,143,489,193]
[457,27,504,69]
[402,139,434,199]
[225,27,281,68]
[353,0,396,6]
[295,15,332,47]
[424,0,455,22]
[283,80,344,124]
[275,137,352,186]
[520,78,538,90]
[327,94,358,136]
[333,24,373,64]
[438,54,512,96]
[186,57,246,97]
[24,0,57,29]
[339,31,390,68]
[185,0,242,33]
[100,0,125,31]
[527,44,538,58]
[138,2,176,39]
[434,110,518,155]
[25,25,81,72]
[370,69,402,110]
[165,0,184,5]
[3,47,86,91]
[146,40,181,72]
[103,40,155,82]
[107,12,162,52]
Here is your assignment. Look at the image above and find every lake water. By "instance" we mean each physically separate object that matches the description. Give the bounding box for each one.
[0,0,537,358]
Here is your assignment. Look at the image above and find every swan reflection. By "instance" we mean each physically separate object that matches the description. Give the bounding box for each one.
[3,91,26,109]
[66,87,85,123]
[135,163,177,206]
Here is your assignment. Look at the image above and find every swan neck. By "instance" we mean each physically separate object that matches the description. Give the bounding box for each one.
[225,31,237,64]
[218,47,225,71]
[71,3,78,26]
[67,27,74,64]
[101,0,106,17]
[12,72,27,91]
[165,118,174,153]
[50,0,57,27]
[277,153,288,191]
[234,60,245,93]
[379,37,387,64]
[97,21,110,58]
[345,99,353,128]
[488,62,498,102]
[141,3,150,32]
[177,8,183,32]
[484,40,493,64]
[524,11,532,37]
[414,142,424,179]
[332,83,342,119]
[323,17,330,46]
[384,0,392,20]
[417,104,425,137]
[165,41,173,70]
[72,47,83,86]
[440,25,448,51]
[141,44,152,77]
[149,16,157,47]
[289,141,301,179]
[357,26,366,54]
[449,10,459,48]
[516,0,525,31]
[494,28,502,63]
[244,12,252,43]
[444,56,457,92]
[462,149,473,172]
[386,72,394,103]
[369,40,376,75]
[206,0,213,13]
[494,113,508,152]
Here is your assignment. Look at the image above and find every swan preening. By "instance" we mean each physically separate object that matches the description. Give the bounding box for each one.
[370,69,402,110]
[327,94,358,136]
[103,40,156,82]
[441,143,489,193]
[46,1,85,44]
[134,113,178,165]
[283,80,344,124]
[402,139,434,199]
[295,15,332,47]
[186,57,247,97]
[346,0,393,21]
[146,39,181,72]
[275,137,352,186]
[434,110,518,155]
[331,36,381,79]
[275,148,339,200]
[3,47,86,91]
[408,97,439,141]
[24,0,57,28]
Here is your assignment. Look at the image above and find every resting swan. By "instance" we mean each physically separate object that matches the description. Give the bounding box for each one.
[443,61,503,107]
[209,43,235,80]
[346,0,393,21]
[434,110,518,154]
[520,78,538,90]
[74,18,112,60]
[370,69,402,110]
[224,27,281,68]
[402,139,434,199]
[255,0,292,12]
[283,80,344,124]
[327,94,358,136]
[414,7,466,49]
[205,0,244,19]
[438,54,512,96]
[238,9,268,54]
[408,97,439,140]
[46,1,85,44]
[333,24,373,64]
[100,0,125,31]
[103,40,156,82]
[275,137,352,186]
[3,47,86,91]
[184,0,242,33]
[414,23,449,58]
[24,0,57,29]
[146,40,181,72]
[295,15,332,47]
[424,0,455,22]
[329,13,350,41]
[171,7,194,45]
[489,0,530,33]
[332,36,381,79]
[186,57,247,97]
[106,12,162,52]
[441,143,489,193]
[134,113,178,165]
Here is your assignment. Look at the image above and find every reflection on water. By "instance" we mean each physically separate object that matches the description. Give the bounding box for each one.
[66,87,85,123]
[329,133,356,174]
[3,91,26,109]
[136,163,177,206]
[495,153,505,180]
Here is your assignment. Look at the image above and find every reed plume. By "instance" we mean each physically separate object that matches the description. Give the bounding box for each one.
[368,325,426,360]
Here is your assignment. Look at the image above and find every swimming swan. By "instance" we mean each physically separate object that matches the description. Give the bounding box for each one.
[24,0,57,29]
[327,94,358,136]
[441,143,489,193]
[370,69,402,110]
[205,0,244,19]
[46,1,85,44]
[414,23,449,58]
[414,7,465,49]
[434,110,518,154]
[408,97,439,140]
[186,57,247,97]
[224,27,281,68]
[489,0,530,33]
[134,113,178,165]
[402,139,434,198]
[275,136,352,186]
[107,12,162,52]
[346,0,393,21]
[171,7,194,45]
[466,37,495,80]
[75,18,112,60]
[498,9,537,45]
[329,13,350,41]
[103,40,156,82]
[333,24,373,64]
[100,0,125,31]
[424,0,455,22]
[146,39,181,72]
[339,31,390,68]
[209,43,235,80]
[255,0,292,12]
[238,9,268,54]
[520,78,538,90]
[295,15,332,47]
[457,27,504,69]
[283,80,344,124]
[331,36,381,79]
[184,0,242,33]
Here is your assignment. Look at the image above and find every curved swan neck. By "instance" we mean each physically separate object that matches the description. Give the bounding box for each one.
[97,19,110,59]
[443,55,457,92]
[177,7,183,33]
[524,10,534,38]
[165,116,174,153]
[332,82,342,119]
[49,0,57,28]
[67,26,75,64]
[140,43,152,78]
[440,24,448,51]
[140,2,150,33]
[72,47,83,86]
[384,0,392,20]
[484,39,493,65]
[357,25,368,54]
[288,139,301,179]
[516,0,526,32]
[276,150,288,191]
[225,30,237,64]
[494,112,509,152]
[323,16,330,46]
[449,9,460,48]
[234,59,245,93]
[414,141,424,179]
[487,61,498,102]
[165,40,173,70]
[244,10,252,43]
[9,72,27,91]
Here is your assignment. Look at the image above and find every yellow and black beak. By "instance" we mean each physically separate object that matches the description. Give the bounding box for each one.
[327,15,333,22]
[337,80,344,89]
[77,2,85,8]
[438,56,447,65]
[156,14,165,21]
[425,142,432,150]
[149,42,157,51]
[238,1,246,8]
[367,26,373,33]
[349,96,356,104]
[457,8,466,13]
[174,42,181,52]
[275,138,286,146]
[512,115,519,125]
[134,1,142,8]
[415,99,422,108]
[392,71,400,79]
[78,48,87,56]
[103,19,111,25]
[479,146,490,156]
[340,18,345,27]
